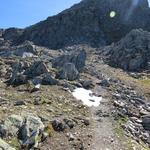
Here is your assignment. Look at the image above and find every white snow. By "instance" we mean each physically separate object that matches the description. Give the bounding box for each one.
[22,52,34,58]
[72,88,102,107]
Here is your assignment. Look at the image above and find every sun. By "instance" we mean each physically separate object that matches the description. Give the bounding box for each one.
[109,11,116,18]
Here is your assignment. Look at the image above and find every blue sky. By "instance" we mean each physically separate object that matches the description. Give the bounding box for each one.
[0,0,149,29]
[0,0,81,29]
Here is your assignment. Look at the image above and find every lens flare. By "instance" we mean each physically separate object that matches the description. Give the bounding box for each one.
[109,11,116,18]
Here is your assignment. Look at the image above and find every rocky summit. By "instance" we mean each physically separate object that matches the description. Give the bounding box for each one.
[0,0,150,150]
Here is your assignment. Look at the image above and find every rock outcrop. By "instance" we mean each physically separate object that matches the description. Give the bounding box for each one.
[0,41,37,58]
[108,29,150,71]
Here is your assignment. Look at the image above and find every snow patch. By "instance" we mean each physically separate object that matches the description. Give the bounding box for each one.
[72,88,102,107]
[22,52,34,58]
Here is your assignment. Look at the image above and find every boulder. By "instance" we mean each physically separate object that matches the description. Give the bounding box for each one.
[24,61,49,78]
[52,119,66,132]
[0,114,44,142]
[142,115,150,131]
[0,125,7,138]
[25,115,44,132]
[99,79,110,87]
[56,63,79,81]
[42,73,58,85]
[14,100,26,106]
[3,115,24,137]
[52,50,86,72]
[80,80,94,89]
[17,114,44,148]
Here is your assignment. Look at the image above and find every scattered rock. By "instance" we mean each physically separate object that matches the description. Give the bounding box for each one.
[81,80,94,89]
[99,79,110,87]
[30,84,41,93]
[64,118,75,129]
[66,133,76,141]
[14,100,26,106]
[82,118,90,126]
[52,119,66,132]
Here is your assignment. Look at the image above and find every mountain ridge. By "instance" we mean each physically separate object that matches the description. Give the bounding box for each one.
[1,0,150,49]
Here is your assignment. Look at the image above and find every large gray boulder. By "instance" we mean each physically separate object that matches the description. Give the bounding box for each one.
[56,63,79,81]
[0,114,44,148]
[108,29,150,71]
[52,50,86,72]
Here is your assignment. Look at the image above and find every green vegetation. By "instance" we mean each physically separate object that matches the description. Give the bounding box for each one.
[139,79,150,86]
[113,117,134,150]
[8,137,20,149]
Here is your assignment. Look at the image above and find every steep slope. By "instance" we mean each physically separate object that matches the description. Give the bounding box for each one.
[16,0,150,49]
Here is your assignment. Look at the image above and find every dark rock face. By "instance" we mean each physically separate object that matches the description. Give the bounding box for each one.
[52,50,86,72]
[0,28,23,48]
[56,63,79,81]
[2,28,23,43]
[15,0,150,49]
[108,29,150,71]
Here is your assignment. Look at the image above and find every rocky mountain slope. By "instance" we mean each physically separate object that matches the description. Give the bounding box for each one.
[107,29,150,71]
[1,0,150,49]
[0,0,150,149]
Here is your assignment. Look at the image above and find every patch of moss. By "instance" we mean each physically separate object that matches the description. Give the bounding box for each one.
[9,137,20,149]
[139,79,150,85]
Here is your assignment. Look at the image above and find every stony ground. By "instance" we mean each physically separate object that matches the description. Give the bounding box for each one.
[0,45,150,150]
